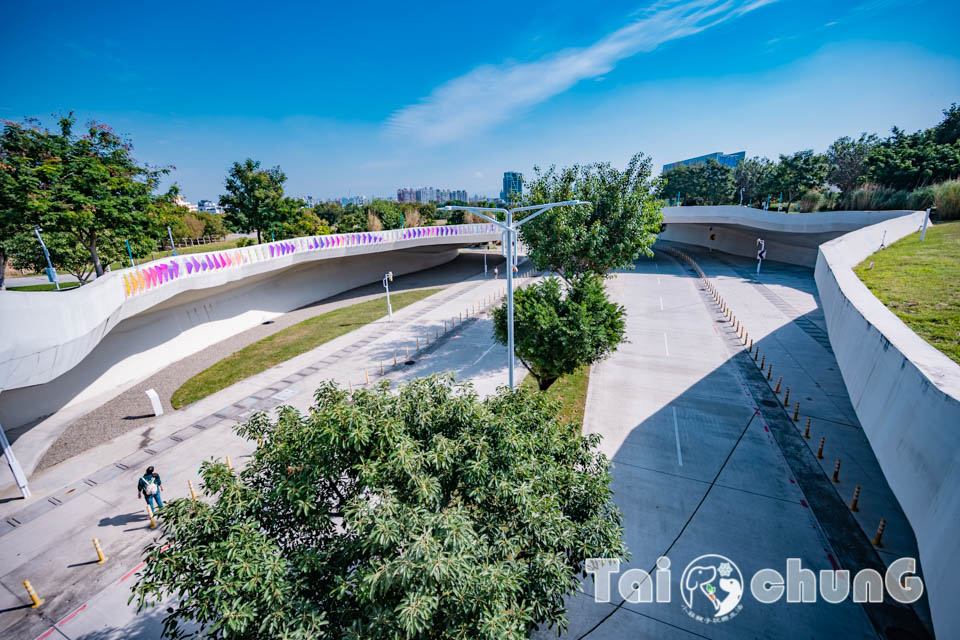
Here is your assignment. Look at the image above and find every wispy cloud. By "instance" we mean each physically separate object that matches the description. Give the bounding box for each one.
[387,0,776,144]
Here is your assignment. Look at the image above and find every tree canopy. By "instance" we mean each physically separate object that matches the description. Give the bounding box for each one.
[519,153,663,278]
[219,159,287,244]
[493,275,626,390]
[132,376,627,639]
[0,114,166,279]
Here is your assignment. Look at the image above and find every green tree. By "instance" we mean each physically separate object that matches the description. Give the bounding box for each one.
[772,150,828,211]
[826,134,878,194]
[314,201,344,226]
[337,212,366,233]
[7,230,97,283]
[132,375,627,639]
[365,199,403,230]
[732,156,776,206]
[0,115,166,278]
[493,275,626,390]
[520,154,663,279]
[219,159,287,243]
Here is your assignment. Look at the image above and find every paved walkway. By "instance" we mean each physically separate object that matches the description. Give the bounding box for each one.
[538,247,931,639]
[0,260,537,640]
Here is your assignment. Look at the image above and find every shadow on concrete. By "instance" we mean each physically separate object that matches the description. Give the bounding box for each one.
[98,512,148,527]
[548,252,933,640]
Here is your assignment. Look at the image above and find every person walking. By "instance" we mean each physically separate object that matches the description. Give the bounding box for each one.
[138,465,163,511]
[493,266,499,280]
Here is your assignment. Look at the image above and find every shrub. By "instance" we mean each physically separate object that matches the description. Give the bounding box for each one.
[932,179,960,220]
[235,237,256,247]
[799,190,825,212]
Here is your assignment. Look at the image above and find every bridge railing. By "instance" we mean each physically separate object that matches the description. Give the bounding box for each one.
[118,223,498,298]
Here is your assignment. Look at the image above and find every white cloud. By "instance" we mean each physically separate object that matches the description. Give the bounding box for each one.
[387,0,776,144]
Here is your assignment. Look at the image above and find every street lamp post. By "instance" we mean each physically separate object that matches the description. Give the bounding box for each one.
[440,200,590,388]
[383,271,394,320]
[33,226,60,291]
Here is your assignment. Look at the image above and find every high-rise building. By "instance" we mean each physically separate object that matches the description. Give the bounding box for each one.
[662,151,745,173]
[197,199,224,214]
[396,186,469,203]
[500,172,523,201]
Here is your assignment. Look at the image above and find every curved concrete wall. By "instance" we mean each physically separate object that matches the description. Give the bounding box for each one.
[814,212,959,639]
[0,224,497,434]
[659,206,915,266]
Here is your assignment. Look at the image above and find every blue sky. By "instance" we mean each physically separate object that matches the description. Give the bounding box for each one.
[2,0,959,201]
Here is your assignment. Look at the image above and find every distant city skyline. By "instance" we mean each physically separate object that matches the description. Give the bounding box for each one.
[3,1,958,202]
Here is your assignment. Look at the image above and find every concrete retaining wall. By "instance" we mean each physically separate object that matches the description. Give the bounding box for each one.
[659,206,914,267]
[814,211,959,639]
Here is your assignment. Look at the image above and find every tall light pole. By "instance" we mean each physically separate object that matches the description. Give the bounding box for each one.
[33,226,60,291]
[440,200,590,388]
[383,271,394,320]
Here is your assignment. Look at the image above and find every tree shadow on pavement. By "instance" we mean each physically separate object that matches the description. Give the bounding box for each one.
[98,512,148,527]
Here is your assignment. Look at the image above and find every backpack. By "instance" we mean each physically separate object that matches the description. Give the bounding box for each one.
[143,475,158,496]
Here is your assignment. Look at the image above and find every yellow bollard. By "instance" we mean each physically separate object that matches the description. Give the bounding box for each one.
[93,538,107,564]
[435,327,439,339]
[22,580,43,608]
[425,332,429,345]
[365,369,369,384]
[783,387,790,406]
[793,401,800,422]
[816,436,825,459]
[774,376,782,393]
[416,337,420,350]
[394,352,398,365]
[405,346,409,359]
[832,458,841,482]
[225,455,232,470]
[804,418,811,439]
[188,479,197,500]
[749,338,754,352]
[872,518,886,547]
[767,364,772,380]
[459,312,462,322]
[760,354,765,369]
[380,361,384,375]
[146,504,157,529]
[849,485,861,512]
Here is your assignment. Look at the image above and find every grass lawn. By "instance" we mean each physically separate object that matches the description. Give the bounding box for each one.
[7,281,82,292]
[171,288,442,408]
[854,219,960,364]
[521,365,591,425]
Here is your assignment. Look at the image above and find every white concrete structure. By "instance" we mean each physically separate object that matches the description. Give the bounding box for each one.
[0,224,498,452]
[660,205,913,267]
[815,212,960,640]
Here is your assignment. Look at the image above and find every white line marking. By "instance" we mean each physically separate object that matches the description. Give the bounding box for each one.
[672,407,683,467]
[663,333,670,357]
[657,276,661,285]
[659,296,664,311]
[470,343,497,367]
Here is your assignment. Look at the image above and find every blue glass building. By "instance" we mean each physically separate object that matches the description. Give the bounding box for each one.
[662,151,746,173]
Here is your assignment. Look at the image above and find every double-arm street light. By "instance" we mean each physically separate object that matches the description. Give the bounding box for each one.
[440,200,590,388]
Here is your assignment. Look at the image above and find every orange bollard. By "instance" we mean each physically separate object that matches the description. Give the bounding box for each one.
[850,486,861,512]
[793,401,800,422]
[804,418,811,439]
[188,479,197,500]
[760,354,765,369]
[832,458,841,482]
[767,364,772,381]
[817,436,825,459]
[146,504,157,529]
[783,387,790,406]
[872,518,886,547]
[774,376,782,393]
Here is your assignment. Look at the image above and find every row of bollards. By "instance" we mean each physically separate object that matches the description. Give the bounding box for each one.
[665,248,889,549]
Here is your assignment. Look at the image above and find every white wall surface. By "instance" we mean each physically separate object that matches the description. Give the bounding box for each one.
[814,211,959,640]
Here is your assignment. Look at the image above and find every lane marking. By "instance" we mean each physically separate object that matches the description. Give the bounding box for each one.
[470,343,497,367]
[663,333,670,357]
[672,407,683,467]
[659,296,664,311]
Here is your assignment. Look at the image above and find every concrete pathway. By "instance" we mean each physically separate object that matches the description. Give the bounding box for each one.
[537,248,930,639]
[0,262,537,640]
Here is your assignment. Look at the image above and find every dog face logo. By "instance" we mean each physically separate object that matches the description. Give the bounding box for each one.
[680,554,744,622]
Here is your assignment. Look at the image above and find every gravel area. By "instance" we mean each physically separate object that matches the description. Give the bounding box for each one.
[35,251,504,471]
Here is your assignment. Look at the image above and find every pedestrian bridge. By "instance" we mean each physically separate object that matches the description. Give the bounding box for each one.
[0,223,499,433]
